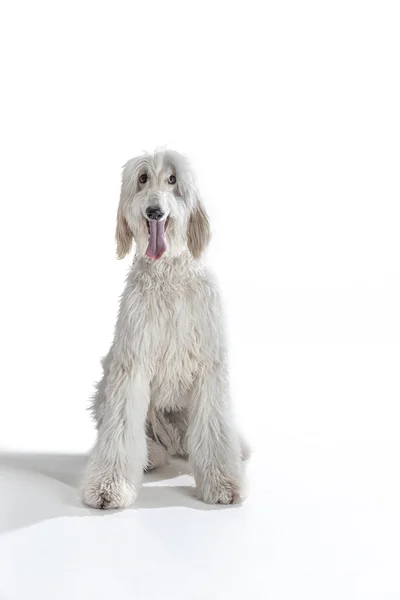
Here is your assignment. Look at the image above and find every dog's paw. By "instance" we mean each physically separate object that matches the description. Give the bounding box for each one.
[197,470,242,505]
[82,476,137,510]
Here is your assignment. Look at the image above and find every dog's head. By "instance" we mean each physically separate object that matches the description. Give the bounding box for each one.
[116,150,210,261]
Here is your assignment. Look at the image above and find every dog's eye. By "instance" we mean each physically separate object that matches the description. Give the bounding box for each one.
[168,175,176,184]
[139,174,148,184]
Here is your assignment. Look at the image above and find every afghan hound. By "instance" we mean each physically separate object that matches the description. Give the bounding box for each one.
[82,149,248,509]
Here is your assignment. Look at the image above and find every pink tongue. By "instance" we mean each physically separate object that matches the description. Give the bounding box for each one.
[145,220,167,260]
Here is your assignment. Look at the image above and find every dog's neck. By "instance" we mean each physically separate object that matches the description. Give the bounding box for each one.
[132,250,204,276]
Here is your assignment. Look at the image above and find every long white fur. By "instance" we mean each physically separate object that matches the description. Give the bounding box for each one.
[82,149,248,509]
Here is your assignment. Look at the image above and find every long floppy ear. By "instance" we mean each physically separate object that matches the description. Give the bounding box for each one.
[187,199,211,258]
[116,204,133,259]
[115,160,136,259]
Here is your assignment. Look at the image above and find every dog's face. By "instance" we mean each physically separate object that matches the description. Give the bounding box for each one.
[116,150,210,261]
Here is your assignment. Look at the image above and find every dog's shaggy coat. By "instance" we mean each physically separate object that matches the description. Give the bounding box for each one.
[82,150,247,508]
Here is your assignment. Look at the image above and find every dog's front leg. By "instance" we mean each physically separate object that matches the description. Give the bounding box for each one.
[188,366,243,504]
[82,361,150,509]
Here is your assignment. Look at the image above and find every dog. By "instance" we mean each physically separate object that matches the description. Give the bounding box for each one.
[82,149,248,509]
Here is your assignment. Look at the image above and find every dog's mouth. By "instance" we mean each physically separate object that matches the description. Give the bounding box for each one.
[145,216,169,260]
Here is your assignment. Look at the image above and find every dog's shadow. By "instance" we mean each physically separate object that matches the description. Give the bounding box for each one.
[0,451,229,534]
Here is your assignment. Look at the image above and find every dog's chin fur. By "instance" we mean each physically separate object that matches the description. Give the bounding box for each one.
[81,149,248,510]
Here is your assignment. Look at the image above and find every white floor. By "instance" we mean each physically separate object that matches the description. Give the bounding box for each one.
[1,433,399,600]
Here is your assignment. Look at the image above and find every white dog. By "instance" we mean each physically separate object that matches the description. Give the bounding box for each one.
[82,149,248,509]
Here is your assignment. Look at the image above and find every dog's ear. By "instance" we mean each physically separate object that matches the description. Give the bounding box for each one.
[187,198,211,258]
[116,205,133,259]
[116,160,137,259]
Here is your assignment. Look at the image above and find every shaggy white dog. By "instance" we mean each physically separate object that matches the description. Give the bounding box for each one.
[82,149,248,509]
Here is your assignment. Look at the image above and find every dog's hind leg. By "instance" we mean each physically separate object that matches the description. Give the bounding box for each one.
[145,439,169,471]
[239,433,251,461]
[147,408,188,459]
[164,408,188,458]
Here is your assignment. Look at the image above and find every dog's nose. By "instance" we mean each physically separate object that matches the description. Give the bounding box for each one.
[146,206,165,221]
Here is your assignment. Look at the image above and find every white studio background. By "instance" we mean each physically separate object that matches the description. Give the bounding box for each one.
[0,0,399,454]
[1,3,400,599]
[0,0,399,499]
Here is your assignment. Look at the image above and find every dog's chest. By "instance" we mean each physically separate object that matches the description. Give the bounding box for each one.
[127,275,215,404]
